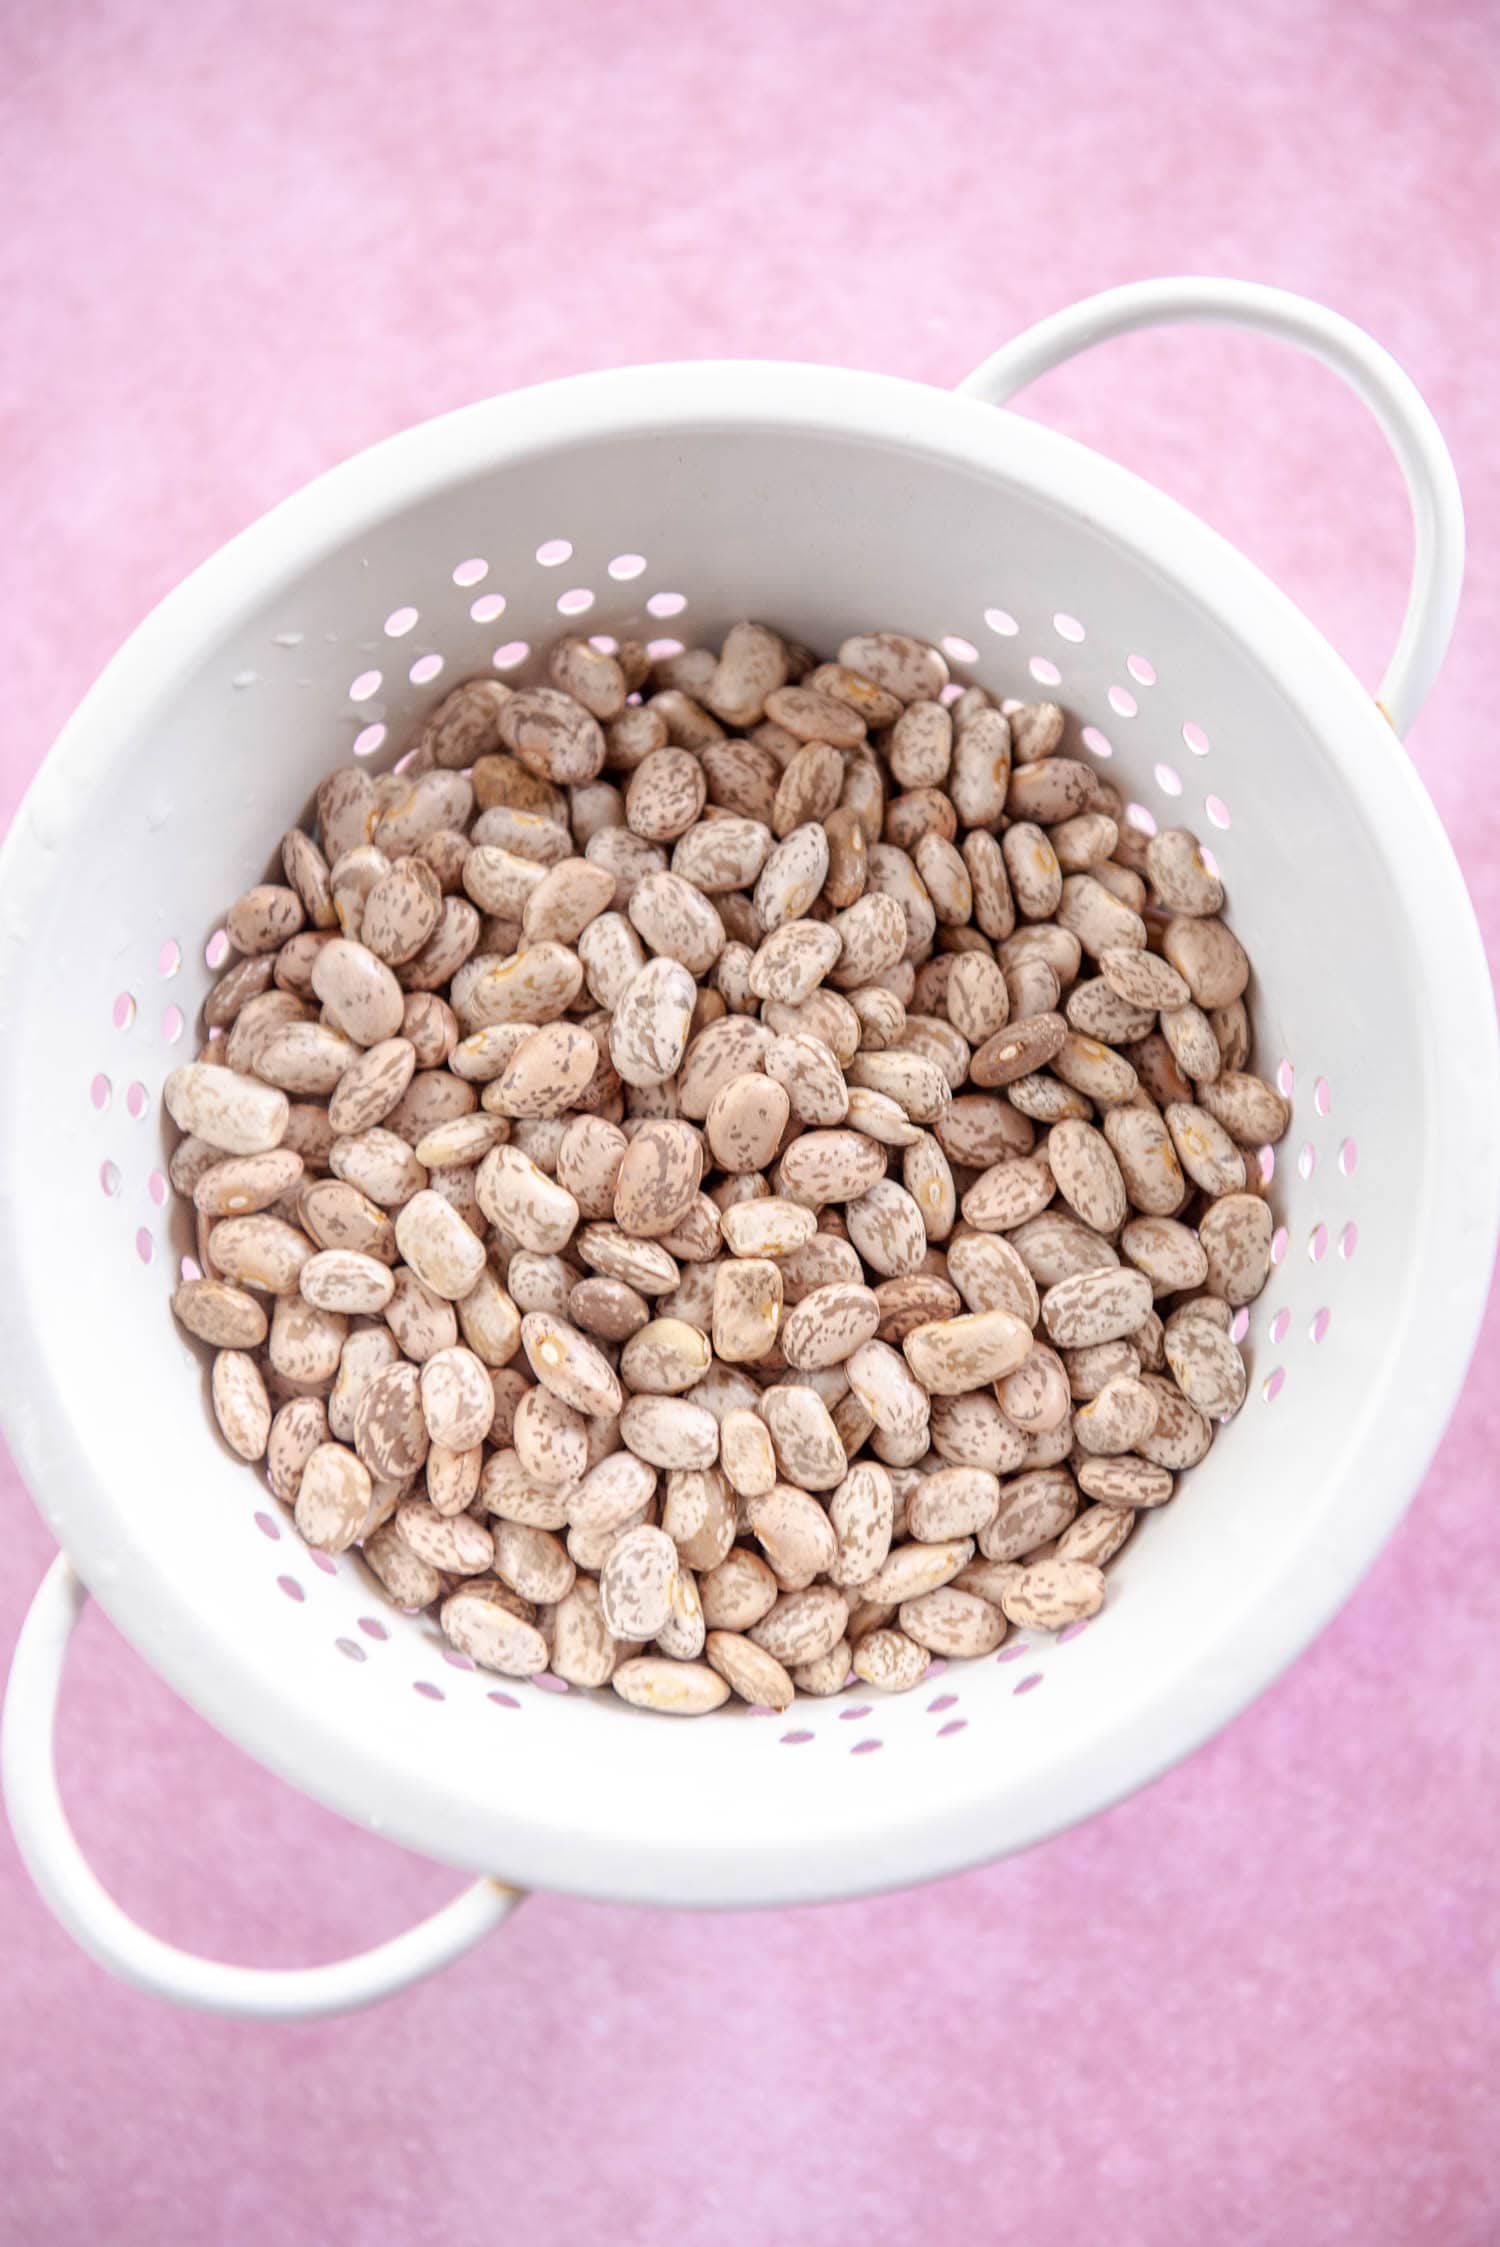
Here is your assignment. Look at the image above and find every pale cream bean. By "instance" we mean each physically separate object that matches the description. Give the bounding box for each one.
[576,1225,682,1294]
[1056,1504,1135,1566]
[1001,823,1062,921]
[555,1116,628,1218]
[462,843,549,919]
[960,1147,1057,1232]
[716,1408,776,1500]
[299,1248,396,1315]
[1164,1305,1248,1417]
[1051,811,1119,872]
[476,1144,580,1252]
[853,1533,975,1608]
[451,942,585,1031]
[208,1214,313,1296]
[715,1202,816,1263]
[614,1119,703,1238]
[441,1586,549,1677]
[712,1258,783,1363]
[414,1344,495,1451]
[412,1113,507,1171]
[1041,1265,1154,1348]
[609,956,696,1087]
[1000,1559,1105,1631]
[361,857,443,966]
[748,1584,849,1665]
[1122,1216,1209,1295]
[382,1266,457,1364]
[311,937,405,1046]
[944,952,1007,1046]
[1197,1192,1274,1305]
[619,1318,713,1395]
[908,1467,1001,1542]
[492,1520,576,1605]
[448,1022,533,1084]
[426,1441,483,1515]
[192,1148,304,1219]
[521,857,617,947]
[762,989,861,1063]
[543,1579,614,1687]
[1064,978,1155,1045]
[598,1523,679,1639]
[778,1282,882,1372]
[945,1232,1038,1323]
[294,1442,371,1553]
[495,685,605,786]
[326,1038,416,1136]
[265,1396,330,1505]
[1063,1339,1141,1400]
[1047,1118,1129,1234]
[655,1467,732,1572]
[653,1565,706,1659]
[393,1189,487,1299]
[1073,1374,1159,1455]
[841,1179,925,1280]
[1199,1070,1292,1146]
[760,1386,847,1491]
[1076,1454,1176,1507]
[619,1392,718,1469]
[928,1390,1028,1474]
[970,1011,1067,1089]
[749,1483,839,1588]
[625,747,709,842]
[996,1343,1072,1434]
[704,1632,793,1711]
[1051,1034,1139,1108]
[1056,873,1146,960]
[212,1350,271,1460]
[699,1548,780,1632]
[329,1127,428,1211]
[626,870,725,974]
[851,1627,927,1692]
[253,1020,358,1097]
[972,1466,1076,1563]
[827,890,908,989]
[1102,1105,1188,1217]
[1162,915,1250,1009]
[1135,1374,1214,1469]
[1164,1103,1248,1196]
[611,1657,729,1714]
[354,1360,430,1479]
[899,1586,1007,1658]
[172,1275,268,1348]
[225,883,304,956]
[706,1073,791,1172]
[1146,827,1224,915]
[746,919,840,1007]
[900,1308,1032,1396]
[165,1064,289,1156]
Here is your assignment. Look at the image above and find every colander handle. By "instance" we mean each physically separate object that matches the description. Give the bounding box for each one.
[956,278,1464,737]
[2,1556,526,2020]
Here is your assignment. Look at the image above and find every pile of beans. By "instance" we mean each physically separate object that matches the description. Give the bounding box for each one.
[165,623,1288,1715]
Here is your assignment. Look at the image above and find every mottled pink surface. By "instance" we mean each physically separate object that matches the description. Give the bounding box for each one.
[2,1,1497,2240]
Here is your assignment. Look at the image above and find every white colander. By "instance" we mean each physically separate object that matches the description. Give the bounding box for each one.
[3,279,1495,2022]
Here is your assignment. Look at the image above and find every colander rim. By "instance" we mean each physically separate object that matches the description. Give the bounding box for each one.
[1,357,1494,1907]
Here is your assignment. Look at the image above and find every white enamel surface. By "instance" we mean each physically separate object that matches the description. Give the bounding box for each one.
[0,350,1494,1924]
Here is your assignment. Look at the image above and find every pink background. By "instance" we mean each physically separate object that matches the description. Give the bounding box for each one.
[2,1,1498,2240]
